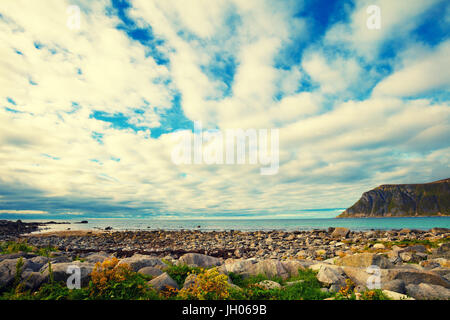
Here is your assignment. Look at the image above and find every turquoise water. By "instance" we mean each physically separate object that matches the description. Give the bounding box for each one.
[23,217,450,232]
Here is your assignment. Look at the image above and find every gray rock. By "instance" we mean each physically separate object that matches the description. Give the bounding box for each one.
[137,266,164,277]
[20,270,46,291]
[219,259,289,280]
[343,266,450,289]
[118,254,167,272]
[336,252,393,269]
[331,228,350,239]
[406,283,450,300]
[257,280,282,290]
[316,265,346,286]
[280,260,306,277]
[40,261,95,287]
[177,253,222,268]
[83,252,110,264]
[382,279,406,294]
[148,272,179,291]
[0,258,31,290]
[182,273,197,289]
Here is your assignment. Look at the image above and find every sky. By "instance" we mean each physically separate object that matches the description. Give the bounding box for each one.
[0,0,449,220]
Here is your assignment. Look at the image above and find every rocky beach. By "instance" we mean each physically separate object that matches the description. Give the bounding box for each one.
[1,220,449,300]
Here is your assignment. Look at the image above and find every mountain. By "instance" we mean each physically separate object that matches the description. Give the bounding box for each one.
[337,178,450,218]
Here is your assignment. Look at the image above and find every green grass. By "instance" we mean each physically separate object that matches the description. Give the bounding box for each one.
[163,262,203,288]
[228,269,332,300]
[0,240,57,256]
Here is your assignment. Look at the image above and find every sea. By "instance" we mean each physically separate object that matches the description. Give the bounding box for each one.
[17,217,450,233]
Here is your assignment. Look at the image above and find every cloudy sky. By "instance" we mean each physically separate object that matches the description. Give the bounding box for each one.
[0,0,449,220]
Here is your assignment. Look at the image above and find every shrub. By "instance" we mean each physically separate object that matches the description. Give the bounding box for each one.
[178,268,230,300]
[89,257,150,299]
[164,262,202,288]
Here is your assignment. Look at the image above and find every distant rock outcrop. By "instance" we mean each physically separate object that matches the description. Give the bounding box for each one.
[337,178,450,218]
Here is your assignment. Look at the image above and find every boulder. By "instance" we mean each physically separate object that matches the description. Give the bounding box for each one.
[373,243,386,250]
[118,254,167,272]
[83,252,110,264]
[182,273,197,289]
[382,290,414,300]
[343,266,450,289]
[219,259,289,280]
[257,280,282,290]
[336,252,393,269]
[177,253,222,268]
[246,260,289,280]
[20,270,47,291]
[386,269,450,288]
[40,261,95,287]
[148,272,179,291]
[382,279,406,294]
[280,260,306,277]
[331,227,350,238]
[436,243,450,258]
[316,265,346,287]
[406,283,450,300]
[137,266,164,277]
[0,258,31,290]
[219,259,255,275]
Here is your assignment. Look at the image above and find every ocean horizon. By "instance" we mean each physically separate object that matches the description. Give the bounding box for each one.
[11,216,450,233]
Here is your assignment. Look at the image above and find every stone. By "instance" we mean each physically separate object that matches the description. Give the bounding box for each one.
[177,253,222,268]
[0,258,31,290]
[343,266,450,289]
[40,261,95,287]
[148,272,179,291]
[382,290,414,300]
[257,280,282,290]
[118,254,167,272]
[285,280,305,286]
[382,279,406,294]
[83,253,110,264]
[316,265,346,286]
[336,253,393,269]
[406,283,450,300]
[436,243,450,258]
[373,243,385,250]
[331,227,350,239]
[280,260,306,277]
[182,273,197,289]
[20,270,46,291]
[137,266,164,277]
[219,259,289,280]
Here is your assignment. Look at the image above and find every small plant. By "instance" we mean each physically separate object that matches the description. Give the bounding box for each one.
[360,289,390,300]
[335,279,357,300]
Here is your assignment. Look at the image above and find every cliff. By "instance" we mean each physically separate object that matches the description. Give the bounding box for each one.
[337,178,450,218]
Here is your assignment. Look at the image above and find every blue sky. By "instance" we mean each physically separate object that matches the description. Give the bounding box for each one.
[0,0,449,220]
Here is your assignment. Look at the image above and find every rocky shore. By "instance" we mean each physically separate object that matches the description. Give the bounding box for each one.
[1,224,449,299]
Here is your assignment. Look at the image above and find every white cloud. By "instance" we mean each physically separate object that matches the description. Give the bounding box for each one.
[373,41,450,97]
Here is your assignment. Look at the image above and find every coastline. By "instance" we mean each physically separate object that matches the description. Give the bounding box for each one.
[1,220,449,300]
